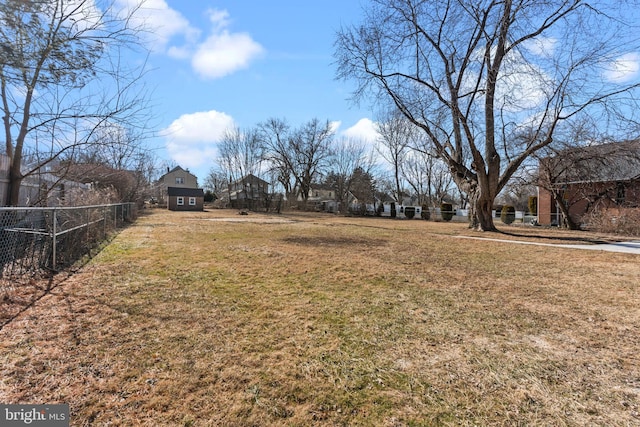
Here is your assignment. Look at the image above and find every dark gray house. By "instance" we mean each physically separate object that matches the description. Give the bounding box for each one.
[228,174,269,210]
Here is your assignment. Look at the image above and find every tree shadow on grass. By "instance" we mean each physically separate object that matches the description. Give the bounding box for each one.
[494,229,613,245]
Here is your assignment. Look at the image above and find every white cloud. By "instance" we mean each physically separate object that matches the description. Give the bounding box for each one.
[207,8,231,31]
[523,37,557,58]
[161,110,235,170]
[166,45,191,60]
[340,118,380,144]
[462,45,553,113]
[116,0,199,53]
[604,52,640,83]
[492,48,553,112]
[62,0,103,31]
[122,4,264,79]
[191,9,264,80]
[165,143,217,171]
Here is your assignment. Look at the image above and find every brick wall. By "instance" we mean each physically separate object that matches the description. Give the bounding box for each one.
[537,187,554,225]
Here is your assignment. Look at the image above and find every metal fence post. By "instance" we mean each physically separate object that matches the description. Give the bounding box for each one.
[86,207,90,242]
[52,208,57,271]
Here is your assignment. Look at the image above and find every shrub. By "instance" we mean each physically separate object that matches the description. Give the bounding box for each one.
[405,206,416,219]
[204,191,216,202]
[501,205,516,224]
[528,196,538,215]
[421,204,431,220]
[585,207,640,236]
[440,203,454,221]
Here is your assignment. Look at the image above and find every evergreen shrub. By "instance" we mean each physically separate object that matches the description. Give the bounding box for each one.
[501,205,516,224]
[441,203,454,221]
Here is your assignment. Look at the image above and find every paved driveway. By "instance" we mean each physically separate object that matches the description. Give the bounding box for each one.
[565,240,640,254]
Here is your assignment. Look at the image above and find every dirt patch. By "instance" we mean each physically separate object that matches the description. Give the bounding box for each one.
[200,217,297,224]
[282,235,384,247]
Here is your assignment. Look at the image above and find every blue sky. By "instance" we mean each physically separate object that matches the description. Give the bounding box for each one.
[119,0,640,185]
[126,0,377,183]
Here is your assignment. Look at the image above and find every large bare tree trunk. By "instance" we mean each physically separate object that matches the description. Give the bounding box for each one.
[466,186,498,232]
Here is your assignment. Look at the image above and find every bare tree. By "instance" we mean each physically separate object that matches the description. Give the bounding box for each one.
[498,173,537,212]
[79,124,146,170]
[375,112,413,202]
[260,118,335,204]
[204,168,228,195]
[402,149,454,206]
[326,137,373,213]
[290,118,335,203]
[217,126,264,184]
[54,123,158,204]
[0,0,150,206]
[335,0,640,230]
[258,118,296,202]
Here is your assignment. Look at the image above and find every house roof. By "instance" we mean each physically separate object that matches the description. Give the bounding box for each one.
[158,166,196,181]
[167,187,204,197]
[547,140,640,185]
[230,173,268,185]
[309,183,335,192]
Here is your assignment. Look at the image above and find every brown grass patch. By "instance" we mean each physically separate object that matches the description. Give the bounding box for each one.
[1,209,638,426]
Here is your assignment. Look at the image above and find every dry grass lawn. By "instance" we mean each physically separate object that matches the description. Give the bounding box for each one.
[1,208,639,426]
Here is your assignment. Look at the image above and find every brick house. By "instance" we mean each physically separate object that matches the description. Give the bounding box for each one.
[537,140,640,227]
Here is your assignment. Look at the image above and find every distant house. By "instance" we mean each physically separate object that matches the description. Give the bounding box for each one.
[537,140,640,226]
[303,184,339,212]
[0,154,92,206]
[167,187,204,211]
[228,174,269,210]
[156,166,198,202]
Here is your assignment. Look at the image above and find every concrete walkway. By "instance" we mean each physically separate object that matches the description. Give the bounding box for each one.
[455,236,640,254]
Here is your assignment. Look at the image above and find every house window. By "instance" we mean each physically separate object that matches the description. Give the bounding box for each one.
[189,197,196,206]
[177,196,184,205]
[176,177,184,184]
[616,182,626,205]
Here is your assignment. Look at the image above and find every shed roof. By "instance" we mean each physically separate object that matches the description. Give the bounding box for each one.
[167,187,204,197]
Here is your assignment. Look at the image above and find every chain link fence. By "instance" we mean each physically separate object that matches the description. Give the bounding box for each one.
[0,203,136,323]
